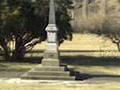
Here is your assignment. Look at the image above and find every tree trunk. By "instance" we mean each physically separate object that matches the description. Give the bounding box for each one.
[11,37,24,61]
[0,41,10,61]
[116,43,120,52]
[3,45,10,61]
[2,44,10,61]
[100,0,107,16]
[72,0,77,30]
[12,49,24,61]
[82,0,88,20]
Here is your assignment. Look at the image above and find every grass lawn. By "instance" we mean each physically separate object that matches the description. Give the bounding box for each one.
[0,62,37,78]
[0,82,120,90]
[0,59,120,90]
[0,34,120,90]
[69,65,120,75]
[0,63,37,71]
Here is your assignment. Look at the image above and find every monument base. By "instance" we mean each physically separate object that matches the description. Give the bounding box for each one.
[43,50,59,59]
[21,63,75,81]
[21,50,75,80]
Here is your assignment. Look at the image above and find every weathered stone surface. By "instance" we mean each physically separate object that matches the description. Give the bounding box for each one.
[27,71,70,76]
[21,75,75,80]
[34,66,65,71]
[21,65,75,81]
[46,24,58,32]
[42,59,60,66]
[49,0,56,24]
[43,51,59,59]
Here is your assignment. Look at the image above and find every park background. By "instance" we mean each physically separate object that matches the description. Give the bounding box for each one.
[0,0,120,90]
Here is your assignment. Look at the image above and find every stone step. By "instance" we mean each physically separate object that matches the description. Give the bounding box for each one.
[21,75,75,80]
[27,71,70,76]
[34,66,65,71]
[42,59,60,66]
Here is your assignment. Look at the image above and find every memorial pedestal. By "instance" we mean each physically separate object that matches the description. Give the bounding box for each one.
[21,64,75,80]
[21,0,76,81]
[21,51,75,80]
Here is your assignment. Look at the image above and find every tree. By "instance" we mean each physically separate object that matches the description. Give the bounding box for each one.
[88,15,120,52]
[100,0,107,16]
[0,0,12,60]
[101,16,120,52]
[56,0,73,44]
[0,0,73,61]
[82,0,89,20]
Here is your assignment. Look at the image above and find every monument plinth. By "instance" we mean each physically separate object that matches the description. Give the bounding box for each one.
[21,0,75,80]
[42,0,59,66]
[42,24,59,66]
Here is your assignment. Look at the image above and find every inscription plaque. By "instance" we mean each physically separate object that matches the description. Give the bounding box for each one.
[47,32,56,42]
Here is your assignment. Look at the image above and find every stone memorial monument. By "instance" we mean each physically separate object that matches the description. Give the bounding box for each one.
[21,0,75,80]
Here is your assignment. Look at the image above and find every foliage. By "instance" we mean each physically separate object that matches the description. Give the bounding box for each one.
[101,16,120,51]
[56,0,73,44]
[75,13,103,33]
[73,0,120,52]
[0,0,73,61]
[77,14,120,52]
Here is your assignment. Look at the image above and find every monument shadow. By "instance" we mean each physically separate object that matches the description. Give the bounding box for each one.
[1,50,120,80]
[60,52,120,80]
[23,50,120,80]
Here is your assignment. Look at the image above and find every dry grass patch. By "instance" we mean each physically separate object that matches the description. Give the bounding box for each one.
[69,65,120,75]
[0,82,120,90]
[0,63,37,71]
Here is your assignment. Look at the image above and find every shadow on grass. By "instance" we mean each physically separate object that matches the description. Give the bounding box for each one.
[61,55,120,66]
[0,57,43,64]
[24,50,119,66]
[60,55,120,80]
[74,72,120,80]
[0,50,120,81]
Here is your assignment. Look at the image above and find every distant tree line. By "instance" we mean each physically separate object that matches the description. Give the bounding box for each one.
[72,0,120,52]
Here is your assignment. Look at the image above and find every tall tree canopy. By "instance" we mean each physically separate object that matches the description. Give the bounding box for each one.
[0,0,73,61]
